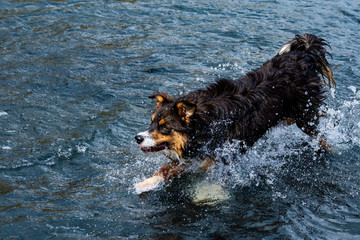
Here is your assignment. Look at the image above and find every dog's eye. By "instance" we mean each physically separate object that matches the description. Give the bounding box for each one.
[159,123,173,134]
[159,124,167,130]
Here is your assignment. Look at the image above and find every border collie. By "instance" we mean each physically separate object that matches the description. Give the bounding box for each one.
[135,34,335,193]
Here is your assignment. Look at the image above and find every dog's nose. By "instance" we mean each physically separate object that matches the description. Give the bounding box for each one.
[135,135,144,144]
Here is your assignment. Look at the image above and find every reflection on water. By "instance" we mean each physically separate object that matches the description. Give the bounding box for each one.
[1,0,360,239]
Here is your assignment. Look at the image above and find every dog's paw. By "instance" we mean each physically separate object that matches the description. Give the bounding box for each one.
[135,175,164,194]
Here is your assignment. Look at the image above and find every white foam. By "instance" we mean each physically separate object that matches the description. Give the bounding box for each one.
[348,86,357,94]
[0,111,8,116]
[76,143,88,153]
[319,89,360,149]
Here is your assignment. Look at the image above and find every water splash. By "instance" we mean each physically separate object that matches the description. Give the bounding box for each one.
[320,86,360,149]
[0,111,8,117]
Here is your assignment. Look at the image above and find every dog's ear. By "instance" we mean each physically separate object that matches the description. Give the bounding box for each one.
[149,92,172,109]
[176,101,196,124]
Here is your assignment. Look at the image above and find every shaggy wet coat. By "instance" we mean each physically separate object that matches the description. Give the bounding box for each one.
[135,34,334,181]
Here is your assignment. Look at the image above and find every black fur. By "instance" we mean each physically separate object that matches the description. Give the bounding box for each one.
[143,34,334,160]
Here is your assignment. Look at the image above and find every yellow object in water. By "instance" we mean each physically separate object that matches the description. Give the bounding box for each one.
[192,183,230,206]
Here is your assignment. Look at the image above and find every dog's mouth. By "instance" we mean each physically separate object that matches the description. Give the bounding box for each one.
[141,143,167,153]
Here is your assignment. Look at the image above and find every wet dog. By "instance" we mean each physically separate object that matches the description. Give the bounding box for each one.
[135,34,335,193]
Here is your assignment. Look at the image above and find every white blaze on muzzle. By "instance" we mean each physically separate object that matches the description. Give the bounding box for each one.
[136,131,156,148]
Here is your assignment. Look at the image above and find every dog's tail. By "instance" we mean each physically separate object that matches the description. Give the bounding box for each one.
[279,34,335,88]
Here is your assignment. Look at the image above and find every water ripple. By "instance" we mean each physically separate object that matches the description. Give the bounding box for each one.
[1,0,360,239]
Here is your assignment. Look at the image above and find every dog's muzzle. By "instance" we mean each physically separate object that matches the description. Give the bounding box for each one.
[135,131,167,153]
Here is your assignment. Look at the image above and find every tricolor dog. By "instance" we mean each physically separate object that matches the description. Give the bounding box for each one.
[135,34,335,193]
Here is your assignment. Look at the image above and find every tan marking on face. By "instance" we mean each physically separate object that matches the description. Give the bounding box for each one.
[182,118,190,124]
[171,131,187,156]
[152,114,155,122]
[159,119,166,126]
[151,130,187,157]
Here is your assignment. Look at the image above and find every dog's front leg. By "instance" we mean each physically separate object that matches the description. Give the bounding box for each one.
[135,160,190,193]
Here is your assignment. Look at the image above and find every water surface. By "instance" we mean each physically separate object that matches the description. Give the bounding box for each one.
[1,0,360,239]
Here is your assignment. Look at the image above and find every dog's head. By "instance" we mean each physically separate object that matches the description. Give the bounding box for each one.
[135,92,196,160]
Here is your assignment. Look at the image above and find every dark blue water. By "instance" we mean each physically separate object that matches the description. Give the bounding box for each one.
[1,0,360,239]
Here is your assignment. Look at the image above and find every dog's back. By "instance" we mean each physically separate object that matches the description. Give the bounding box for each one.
[264,34,334,136]
[182,34,334,152]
